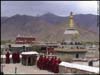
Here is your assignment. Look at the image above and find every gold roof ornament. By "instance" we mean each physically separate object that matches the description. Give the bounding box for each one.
[69,12,74,28]
[64,12,79,35]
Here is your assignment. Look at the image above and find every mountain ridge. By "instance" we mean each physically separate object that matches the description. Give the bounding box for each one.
[1,13,99,41]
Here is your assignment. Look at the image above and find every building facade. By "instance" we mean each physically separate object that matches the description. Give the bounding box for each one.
[15,36,36,44]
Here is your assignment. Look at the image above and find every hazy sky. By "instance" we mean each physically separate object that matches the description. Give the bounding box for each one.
[1,1,98,17]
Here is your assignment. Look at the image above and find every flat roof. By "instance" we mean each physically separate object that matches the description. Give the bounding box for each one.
[10,44,31,47]
[1,55,22,58]
[21,51,38,55]
[1,63,53,74]
[1,45,5,48]
[59,62,99,73]
[54,48,87,53]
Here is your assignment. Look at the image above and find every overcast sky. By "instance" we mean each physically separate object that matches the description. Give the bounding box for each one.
[1,1,98,17]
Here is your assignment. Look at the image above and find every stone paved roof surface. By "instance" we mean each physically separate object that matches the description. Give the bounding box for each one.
[1,63,53,74]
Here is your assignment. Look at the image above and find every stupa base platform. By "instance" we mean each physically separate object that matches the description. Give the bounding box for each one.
[64,29,79,35]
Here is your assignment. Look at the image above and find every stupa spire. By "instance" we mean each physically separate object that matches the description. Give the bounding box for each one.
[69,12,74,28]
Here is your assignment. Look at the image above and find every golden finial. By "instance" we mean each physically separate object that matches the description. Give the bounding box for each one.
[69,12,74,28]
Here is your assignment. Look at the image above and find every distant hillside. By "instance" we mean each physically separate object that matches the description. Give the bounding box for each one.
[1,13,99,42]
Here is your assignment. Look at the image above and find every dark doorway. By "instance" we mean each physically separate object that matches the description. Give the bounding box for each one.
[0,72,4,75]
[28,57,31,65]
[88,60,93,66]
[76,53,79,58]
[22,46,26,51]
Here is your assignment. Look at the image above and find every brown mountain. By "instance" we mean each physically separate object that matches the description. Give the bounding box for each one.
[1,13,99,42]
